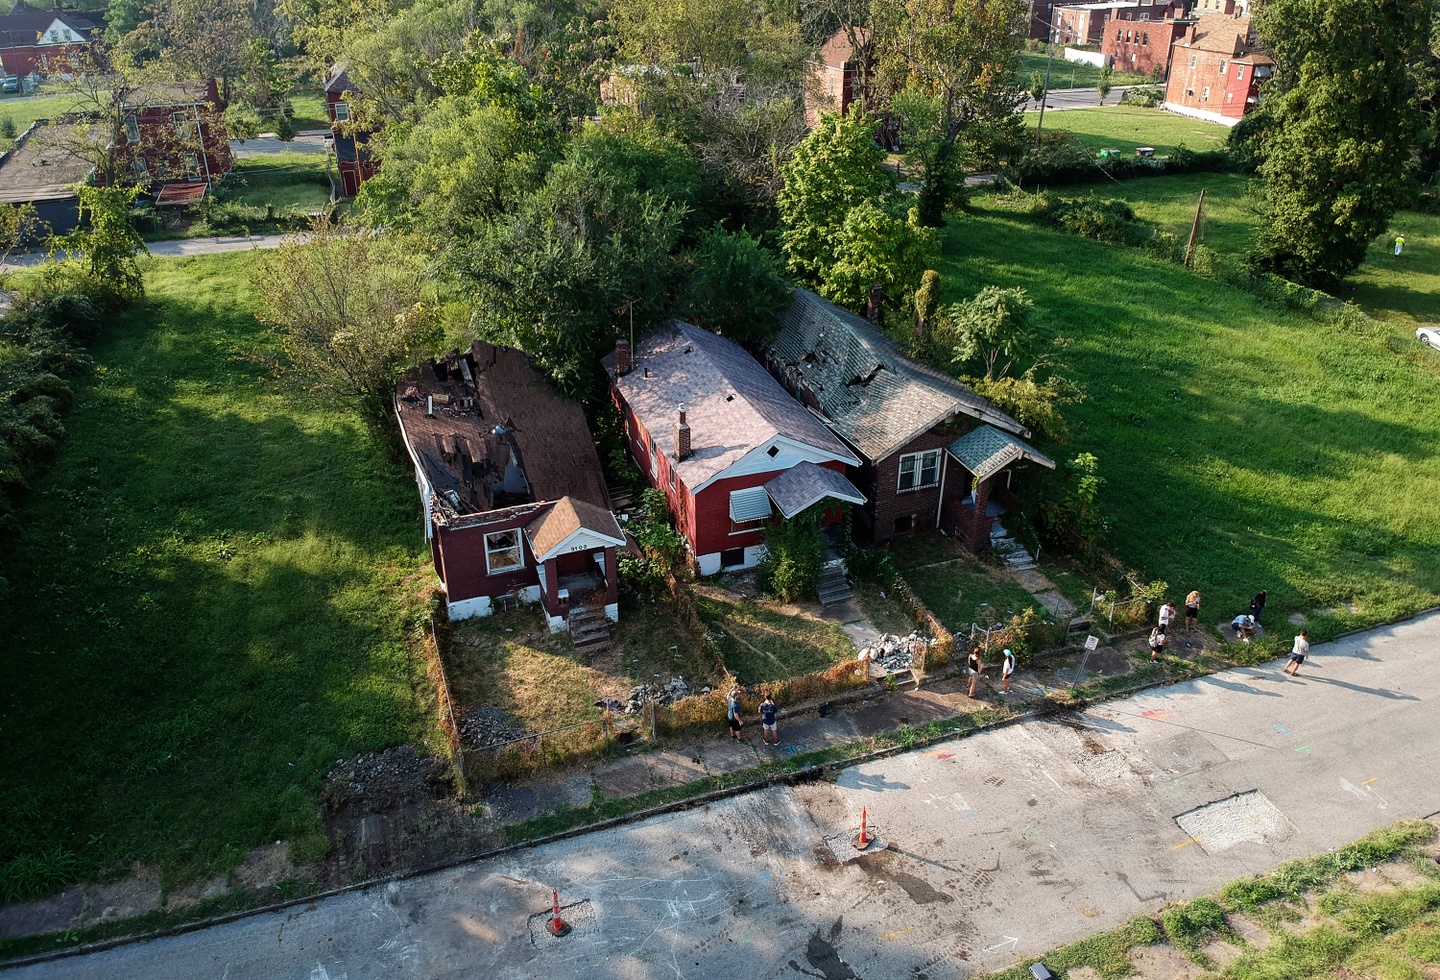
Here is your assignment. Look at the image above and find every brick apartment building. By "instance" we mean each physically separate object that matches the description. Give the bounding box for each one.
[1101,8,1193,77]
[1050,0,1180,47]
[803,28,900,148]
[1164,11,1273,124]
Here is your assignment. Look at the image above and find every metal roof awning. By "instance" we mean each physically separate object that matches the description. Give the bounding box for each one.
[946,425,1056,482]
[154,182,209,207]
[729,486,773,523]
[763,462,867,519]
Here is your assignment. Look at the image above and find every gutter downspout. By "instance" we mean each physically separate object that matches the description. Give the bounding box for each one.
[933,450,949,530]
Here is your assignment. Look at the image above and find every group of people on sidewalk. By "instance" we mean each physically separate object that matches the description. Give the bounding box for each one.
[725,690,780,745]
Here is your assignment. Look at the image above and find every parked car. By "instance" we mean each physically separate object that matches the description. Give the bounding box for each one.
[2,76,20,94]
[1418,325,1440,349]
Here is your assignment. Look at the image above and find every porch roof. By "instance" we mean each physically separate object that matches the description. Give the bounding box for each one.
[763,462,867,519]
[946,425,1055,482]
[525,496,625,561]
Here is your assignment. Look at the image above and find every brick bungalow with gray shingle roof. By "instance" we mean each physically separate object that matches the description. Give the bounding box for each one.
[766,288,1054,551]
[604,320,865,576]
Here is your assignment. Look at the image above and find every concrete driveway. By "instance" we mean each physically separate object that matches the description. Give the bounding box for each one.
[7,611,1439,979]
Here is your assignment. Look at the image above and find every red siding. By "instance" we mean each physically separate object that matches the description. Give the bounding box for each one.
[433,511,539,603]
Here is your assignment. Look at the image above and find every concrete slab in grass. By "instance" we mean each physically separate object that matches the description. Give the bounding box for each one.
[592,756,654,798]
[772,715,859,752]
[646,750,707,788]
[848,691,961,737]
[698,738,760,774]
[477,773,594,826]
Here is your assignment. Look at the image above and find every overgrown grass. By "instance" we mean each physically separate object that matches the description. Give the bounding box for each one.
[0,251,440,900]
[219,153,332,212]
[900,556,1043,632]
[1016,52,1151,91]
[936,198,1440,632]
[0,90,96,136]
[1022,105,1229,156]
[694,595,855,683]
[286,89,330,133]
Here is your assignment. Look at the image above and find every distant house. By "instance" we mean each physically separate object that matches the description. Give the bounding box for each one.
[604,321,866,577]
[1163,12,1273,125]
[1101,8,1194,78]
[104,80,234,199]
[766,289,1055,553]
[395,342,626,645]
[804,28,899,149]
[0,120,92,241]
[0,0,93,78]
[325,64,378,197]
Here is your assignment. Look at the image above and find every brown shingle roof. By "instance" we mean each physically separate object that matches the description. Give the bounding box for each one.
[1177,14,1271,61]
[0,121,92,204]
[769,289,1025,462]
[604,320,859,491]
[525,496,625,560]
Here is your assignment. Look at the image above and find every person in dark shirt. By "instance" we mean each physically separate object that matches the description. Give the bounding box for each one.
[1250,590,1268,623]
[759,695,779,746]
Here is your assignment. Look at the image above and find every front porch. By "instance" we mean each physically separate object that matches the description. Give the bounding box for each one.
[525,497,627,648]
[940,425,1056,554]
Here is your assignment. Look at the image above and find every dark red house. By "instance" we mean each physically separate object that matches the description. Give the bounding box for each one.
[395,343,625,644]
[604,321,865,577]
[1164,12,1273,124]
[104,80,233,192]
[767,289,1054,553]
[325,64,378,197]
[0,1,93,78]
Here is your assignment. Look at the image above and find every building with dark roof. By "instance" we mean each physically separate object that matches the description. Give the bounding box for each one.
[604,320,865,577]
[0,119,92,241]
[0,0,94,77]
[325,64,378,197]
[395,342,625,643]
[767,288,1054,552]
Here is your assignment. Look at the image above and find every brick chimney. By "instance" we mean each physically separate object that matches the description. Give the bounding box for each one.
[614,338,632,376]
[675,402,692,461]
[865,282,884,323]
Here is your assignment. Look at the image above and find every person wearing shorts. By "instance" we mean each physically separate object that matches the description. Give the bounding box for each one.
[1001,648,1016,694]
[759,695,779,745]
[1148,626,1168,662]
[1184,591,1201,634]
[1283,630,1310,676]
[726,690,743,741]
[1158,601,1175,634]
[967,647,984,698]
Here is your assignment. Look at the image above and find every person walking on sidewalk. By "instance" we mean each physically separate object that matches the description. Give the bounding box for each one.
[1283,630,1310,676]
[759,695,779,746]
[1184,590,1201,634]
[726,689,744,741]
[1250,589,1268,624]
[1149,625,1168,662]
[1001,648,1016,694]
[967,646,984,697]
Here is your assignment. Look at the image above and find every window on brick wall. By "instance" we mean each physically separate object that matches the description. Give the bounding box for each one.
[1190,54,1197,68]
[485,530,524,574]
[897,450,941,492]
[173,112,191,138]
[334,101,350,121]
[1143,31,1149,45]
[1236,65,1245,79]
[1201,85,1210,101]
[124,114,140,143]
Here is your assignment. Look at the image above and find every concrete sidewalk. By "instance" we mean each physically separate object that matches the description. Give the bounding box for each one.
[12,611,1436,979]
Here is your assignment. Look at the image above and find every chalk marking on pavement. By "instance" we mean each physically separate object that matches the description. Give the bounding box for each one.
[984,936,1020,952]
[1172,837,1202,851]
[880,926,916,941]
[1362,777,1380,785]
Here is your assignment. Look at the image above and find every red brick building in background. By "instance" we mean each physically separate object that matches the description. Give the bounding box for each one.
[1164,11,1272,124]
[803,28,900,149]
[1101,9,1194,77]
[325,64,379,197]
[0,0,93,78]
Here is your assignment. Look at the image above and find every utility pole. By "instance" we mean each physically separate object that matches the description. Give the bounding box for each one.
[1184,188,1207,267]
[1035,30,1056,149]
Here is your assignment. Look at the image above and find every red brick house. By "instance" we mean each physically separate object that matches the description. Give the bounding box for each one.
[766,289,1054,553]
[104,80,233,192]
[1101,8,1193,78]
[0,1,93,78]
[325,64,378,197]
[1164,13,1273,124]
[396,343,626,644]
[604,321,865,577]
[804,28,900,149]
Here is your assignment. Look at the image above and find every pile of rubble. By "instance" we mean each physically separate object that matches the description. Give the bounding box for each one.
[458,706,530,749]
[321,745,444,814]
[857,631,932,673]
[595,676,691,714]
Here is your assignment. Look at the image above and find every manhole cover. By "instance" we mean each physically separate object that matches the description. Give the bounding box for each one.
[1175,790,1295,854]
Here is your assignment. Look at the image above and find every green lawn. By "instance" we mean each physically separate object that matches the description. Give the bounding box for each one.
[0,91,98,137]
[694,595,855,684]
[1100,172,1440,330]
[0,252,439,900]
[1016,51,1151,90]
[220,152,333,213]
[934,197,1440,632]
[1024,105,1230,156]
[287,89,330,133]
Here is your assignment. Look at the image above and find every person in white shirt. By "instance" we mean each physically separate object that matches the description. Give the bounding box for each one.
[1001,648,1016,693]
[1283,630,1310,676]
[1158,601,1176,634]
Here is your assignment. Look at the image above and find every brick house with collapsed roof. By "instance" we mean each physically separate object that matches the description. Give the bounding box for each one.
[0,1,93,78]
[1163,11,1272,124]
[395,342,625,645]
[766,289,1055,553]
[325,64,379,197]
[604,321,866,578]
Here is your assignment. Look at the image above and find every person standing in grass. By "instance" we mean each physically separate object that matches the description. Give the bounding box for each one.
[1250,589,1268,624]
[759,694,779,746]
[967,646,984,697]
[1394,233,1405,256]
[1001,648,1016,694]
[1283,630,1310,676]
[1184,590,1201,634]
[726,689,743,742]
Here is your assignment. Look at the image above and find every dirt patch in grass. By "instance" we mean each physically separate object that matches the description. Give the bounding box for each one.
[854,582,918,637]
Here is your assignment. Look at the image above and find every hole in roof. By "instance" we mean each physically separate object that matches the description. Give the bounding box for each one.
[726,394,735,402]
[767,445,780,458]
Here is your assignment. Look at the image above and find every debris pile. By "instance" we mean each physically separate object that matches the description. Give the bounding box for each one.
[321,745,444,814]
[458,706,530,748]
[857,631,931,672]
[595,676,691,714]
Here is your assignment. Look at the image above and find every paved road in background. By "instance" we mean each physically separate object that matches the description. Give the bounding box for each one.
[1025,85,1134,112]
[8,612,1438,979]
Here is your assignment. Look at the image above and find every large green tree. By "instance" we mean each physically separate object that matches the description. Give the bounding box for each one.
[1250,0,1430,290]
[873,0,1027,225]
[679,225,790,343]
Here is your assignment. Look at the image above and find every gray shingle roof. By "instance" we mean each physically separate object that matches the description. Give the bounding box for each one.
[947,425,1055,481]
[605,320,858,492]
[763,462,866,519]
[770,288,1026,462]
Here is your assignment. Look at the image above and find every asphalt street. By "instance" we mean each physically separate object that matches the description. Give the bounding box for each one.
[7,612,1438,979]
[1026,85,1133,112]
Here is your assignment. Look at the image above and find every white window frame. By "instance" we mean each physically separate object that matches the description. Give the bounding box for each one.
[173,111,191,138]
[184,152,201,178]
[334,101,350,122]
[1201,85,1210,102]
[124,113,140,143]
[897,450,941,493]
[484,529,524,575]
[131,156,149,178]
[1236,65,1245,79]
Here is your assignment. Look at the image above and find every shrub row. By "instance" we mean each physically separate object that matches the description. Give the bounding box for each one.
[1006,131,1231,188]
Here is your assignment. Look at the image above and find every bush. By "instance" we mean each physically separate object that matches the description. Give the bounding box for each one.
[757,507,826,602]
[844,546,897,587]
[1007,130,1230,187]
[1120,86,1164,107]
